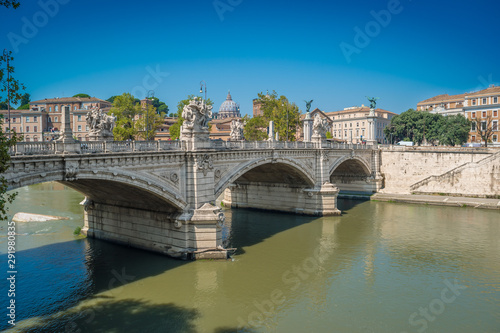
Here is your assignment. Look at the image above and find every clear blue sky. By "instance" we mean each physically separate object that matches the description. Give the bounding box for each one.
[1,0,499,115]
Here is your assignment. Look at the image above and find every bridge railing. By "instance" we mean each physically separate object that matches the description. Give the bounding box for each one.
[9,139,375,156]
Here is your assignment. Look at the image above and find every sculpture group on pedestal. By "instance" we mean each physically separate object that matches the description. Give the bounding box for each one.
[86,107,116,140]
[312,114,329,139]
[181,97,212,140]
[230,119,245,141]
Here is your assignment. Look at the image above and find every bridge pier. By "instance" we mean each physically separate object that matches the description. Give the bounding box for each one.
[81,199,226,260]
[222,182,341,216]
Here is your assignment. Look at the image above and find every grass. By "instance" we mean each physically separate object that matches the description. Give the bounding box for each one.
[73,226,82,236]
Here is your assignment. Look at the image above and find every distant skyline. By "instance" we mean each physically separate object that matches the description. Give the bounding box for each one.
[1,0,499,115]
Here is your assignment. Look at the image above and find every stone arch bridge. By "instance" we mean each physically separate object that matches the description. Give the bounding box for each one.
[5,140,381,259]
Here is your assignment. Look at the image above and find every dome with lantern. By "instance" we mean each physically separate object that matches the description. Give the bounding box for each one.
[218,91,241,119]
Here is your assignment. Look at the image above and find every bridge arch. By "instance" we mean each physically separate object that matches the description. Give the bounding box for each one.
[215,156,315,199]
[7,169,187,213]
[329,155,376,193]
[329,155,372,177]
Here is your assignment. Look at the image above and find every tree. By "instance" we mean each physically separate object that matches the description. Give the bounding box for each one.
[1,50,26,108]
[148,97,169,114]
[242,115,268,141]
[109,93,141,141]
[17,103,29,110]
[16,92,30,109]
[0,0,20,9]
[473,113,494,147]
[73,93,91,98]
[107,95,118,104]
[384,109,470,146]
[247,91,302,141]
[136,104,163,140]
[0,100,8,109]
[169,95,213,140]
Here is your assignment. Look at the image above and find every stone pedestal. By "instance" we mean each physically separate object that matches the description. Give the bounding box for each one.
[303,112,313,142]
[55,106,79,154]
[366,108,377,145]
[181,129,211,150]
[88,132,114,142]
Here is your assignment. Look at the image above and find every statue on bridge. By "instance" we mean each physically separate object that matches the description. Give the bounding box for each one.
[366,96,379,110]
[312,114,329,139]
[86,107,116,141]
[230,119,245,141]
[304,100,313,113]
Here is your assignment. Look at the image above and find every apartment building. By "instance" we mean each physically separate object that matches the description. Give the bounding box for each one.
[463,86,500,145]
[0,109,48,142]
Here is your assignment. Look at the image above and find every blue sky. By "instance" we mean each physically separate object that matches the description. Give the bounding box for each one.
[1,0,499,115]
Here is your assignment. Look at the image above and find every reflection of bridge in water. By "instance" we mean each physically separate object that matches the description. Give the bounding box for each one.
[6,139,382,259]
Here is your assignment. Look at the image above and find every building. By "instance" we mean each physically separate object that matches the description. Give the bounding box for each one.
[325,105,396,144]
[418,85,500,145]
[463,85,500,145]
[29,96,112,141]
[209,118,241,141]
[154,117,178,141]
[0,109,48,142]
[215,91,241,119]
[416,93,465,116]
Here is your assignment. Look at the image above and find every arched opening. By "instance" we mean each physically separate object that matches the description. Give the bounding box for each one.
[330,158,375,194]
[219,161,317,215]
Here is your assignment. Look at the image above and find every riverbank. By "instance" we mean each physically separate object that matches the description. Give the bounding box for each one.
[371,193,500,210]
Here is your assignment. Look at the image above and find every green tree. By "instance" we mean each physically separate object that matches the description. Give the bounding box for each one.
[17,103,29,110]
[147,97,169,114]
[0,100,8,109]
[248,91,302,141]
[109,93,141,141]
[1,50,25,108]
[169,95,213,140]
[73,93,91,98]
[384,109,470,146]
[107,95,118,104]
[136,104,163,140]
[242,115,268,141]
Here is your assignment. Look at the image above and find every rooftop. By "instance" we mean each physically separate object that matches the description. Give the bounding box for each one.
[30,97,110,104]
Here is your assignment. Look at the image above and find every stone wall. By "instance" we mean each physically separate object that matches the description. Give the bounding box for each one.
[380,148,496,195]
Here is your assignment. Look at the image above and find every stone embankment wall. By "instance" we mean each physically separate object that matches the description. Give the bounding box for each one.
[380,147,499,197]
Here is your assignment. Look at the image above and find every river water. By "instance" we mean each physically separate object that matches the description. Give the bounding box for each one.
[0,182,499,333]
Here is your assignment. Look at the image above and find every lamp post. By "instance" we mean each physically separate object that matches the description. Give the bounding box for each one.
[199,80,207,103]
[3,49,11,137]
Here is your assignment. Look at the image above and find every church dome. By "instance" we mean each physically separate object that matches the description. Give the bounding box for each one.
[218,91,241,118]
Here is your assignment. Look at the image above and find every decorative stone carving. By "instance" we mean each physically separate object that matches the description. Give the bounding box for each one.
[272,150,279,163]
[195,154,213,176]
[312,114,329,138]
[214,169,222,180]
[230,119,245,141]
[180,97,212,140]
[321,151,329,162]
[170,172,179,184]
[86,107,116,141]
[64,162,79,181]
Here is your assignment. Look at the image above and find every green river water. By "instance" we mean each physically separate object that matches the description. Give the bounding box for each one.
[0,182,499,333]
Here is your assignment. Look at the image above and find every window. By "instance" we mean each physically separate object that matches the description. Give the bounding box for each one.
[78,115,82,121]
[357,122,359,127]
[344,130,347,137]
[350,123,352,127]
[34,136,38,142]
[55,116,58,122]
[85,125,89,131]
[12,117,16,123]
[48,117,51,122]
[481,121,486,131]
[471,122,476,131]
[472,99,476,105]
[55,106,58,112]
[471,135,476,142]
[472,112,476,118]
[25,136,30,142]
[493,121,498,131]
[482,111,487,118]
[34,116,37,122]
[34,126,37,132]
[26,116,30,122]
[494,97,498,104]
[493,135,498,142]
[494,111,498,117]
[77,125,82,132]
[26,126,30,132]
[74,106,77,111]
[49,107,52,112]
[482,98,487,105]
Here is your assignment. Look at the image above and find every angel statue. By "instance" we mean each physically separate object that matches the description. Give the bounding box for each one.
[366,96,379,109]
[304,100,313,113]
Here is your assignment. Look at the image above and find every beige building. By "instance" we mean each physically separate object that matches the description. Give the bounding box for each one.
[0,109,48,142]
[416,93,465,116]
[29,96,112,141]
[325,105,396,144]
[463,85,500,145]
